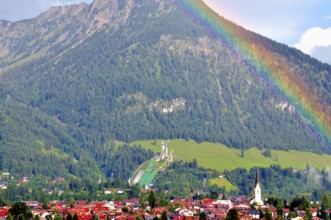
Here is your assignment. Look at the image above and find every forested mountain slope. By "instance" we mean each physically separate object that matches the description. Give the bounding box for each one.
[0,0,330,180]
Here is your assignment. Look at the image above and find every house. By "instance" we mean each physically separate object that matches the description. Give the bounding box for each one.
[0,209,8,220]
[19,177,29,184]
[104,189,113,195]
[178,208,194,216]
[248,210,260,219]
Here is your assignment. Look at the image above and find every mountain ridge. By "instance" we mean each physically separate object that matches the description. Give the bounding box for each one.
[0,0,330,182]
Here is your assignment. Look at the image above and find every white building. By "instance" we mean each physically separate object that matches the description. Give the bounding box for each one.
[250,168,264,205]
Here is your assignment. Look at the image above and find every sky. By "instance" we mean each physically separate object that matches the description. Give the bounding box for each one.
[0,0,331,64]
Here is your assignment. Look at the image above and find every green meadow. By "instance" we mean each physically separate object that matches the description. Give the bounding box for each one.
[209,178,238,191]
[131,139,331,172]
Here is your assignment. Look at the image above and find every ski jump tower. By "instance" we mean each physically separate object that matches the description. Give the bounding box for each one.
[158,141,173,163]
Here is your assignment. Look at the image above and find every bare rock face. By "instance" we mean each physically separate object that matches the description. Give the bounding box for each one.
[0,0,136,71]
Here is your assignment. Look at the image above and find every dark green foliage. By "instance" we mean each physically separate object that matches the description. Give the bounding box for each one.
[321,192,330,209]
[320,192,331,220]
[17,214,24,220]
[66,213,73,220]
[199,212,207,220]
[8,202,32,219]
[122,207,129,213]
[148,191,156,210]
[263,148,272,157]
[153,160,220,197]
[161,211,168,220]
[290,197,311,211]
[5,213,13,220]
[226,165,331,200]
[91,214,99,220]
[226,208,239,220]
[54,215,62,220]
[0,196,5,207]
[304,208,313,220]
[276,203,284,220]
[73,213,79,220]
[0,144,153,202]
[265,209,272,220]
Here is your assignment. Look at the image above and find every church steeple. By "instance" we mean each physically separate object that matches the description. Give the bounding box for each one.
[250,167,264,205]
[255,167,261,187]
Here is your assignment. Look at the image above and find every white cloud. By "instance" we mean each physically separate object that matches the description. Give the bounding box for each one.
[293,26,331,55]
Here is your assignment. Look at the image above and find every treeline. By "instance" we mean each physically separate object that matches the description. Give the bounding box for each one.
[151,161,331,202]
[225,165,331,201]
[153,159,222,198]
[1,157,331,204]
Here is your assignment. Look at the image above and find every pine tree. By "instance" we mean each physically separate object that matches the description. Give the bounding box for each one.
[66,213,73,220]
[226,208,239,220]
[199,212,207,220]
[161,211,168,220]
[265,208,272,220]
[73,213,79,220]
[148,190,156,210]
[5,213,13,220]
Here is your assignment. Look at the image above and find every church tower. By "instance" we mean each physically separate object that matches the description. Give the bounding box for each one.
[250,168,264,205]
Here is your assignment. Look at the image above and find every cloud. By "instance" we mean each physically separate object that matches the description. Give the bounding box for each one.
[301,166,322,189]
[293,26,331,55]
[324,167,331,183]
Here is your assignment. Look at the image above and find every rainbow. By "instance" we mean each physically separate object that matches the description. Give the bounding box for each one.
[173,0,331,147]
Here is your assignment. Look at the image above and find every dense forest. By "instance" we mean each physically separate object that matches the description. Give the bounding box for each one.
[0,0,331,195]
[153,162,331,201]
[1,158,330,204]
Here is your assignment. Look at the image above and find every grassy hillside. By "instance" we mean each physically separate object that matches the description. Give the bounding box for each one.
[132,139,331,171]
[209,178,238,191]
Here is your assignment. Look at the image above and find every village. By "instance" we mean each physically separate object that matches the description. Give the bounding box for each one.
[0,170,327,220]
[0,193,324,220]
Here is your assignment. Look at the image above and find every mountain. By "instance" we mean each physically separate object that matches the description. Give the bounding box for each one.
[0,0,331,182]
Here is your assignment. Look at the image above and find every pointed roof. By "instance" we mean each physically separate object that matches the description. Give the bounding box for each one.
[255,168,261,187]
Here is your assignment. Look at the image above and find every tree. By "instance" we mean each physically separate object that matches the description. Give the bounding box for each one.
[5,213,13,220]
[17,214,24,220]
[0,196,6,207]
[226,208,239,220]
[54,215,62,220]
[8,202,32,219]
[265,208,272,220]
[161,211,168,220]
[91,214,100,220]
[122,207,129,213]
[199,212,207,220]
[288,212,296,219]
[276,204,284,220]
[66,213,73,220]
[322,192,330,210]
[73,213,79,220]
[304,208,313,220]
[259,209,265,219]
[148,191,156,210]
[321,193,331,219]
